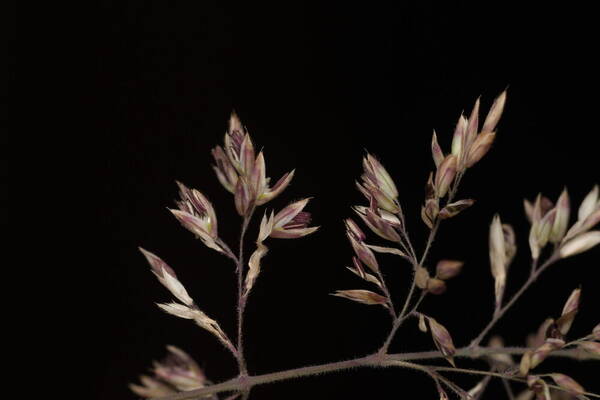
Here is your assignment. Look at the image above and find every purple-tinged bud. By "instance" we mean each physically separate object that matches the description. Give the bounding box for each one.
[348,234,379,273]
[256,169,295,206]
[556,288,580,335]
[129,375,176,397]
[363,154,398,200]
[579,208,600,233]
[530,194,554,225]
[250,151,267,200]
[366,207,402,242]
[284,211,311,229]
[365,244,408,258]
[234,178,253,217]
[273,198,309,227]
[421,198,439,229]
[544,320,563,341]
[332,289,388,307]
[578,184,599,222]
[227,112,244,147]
[436,260,464,280]
[578,341,600,356]
[502,224,517,265]
[549,374,584,396]
[153,346,207,391]
[426,278,447,295]
[527,376,550,400]
[560,231,600,258]
[415,267,430,289]
[550,188,570,244]
[357,180,401,214]
[345,218,366,242]
[225,111,248,173]
[438,199,475,219]
[529,208,557,259]
[270,198,319,239]
[239,134,255,176]
[353,206,402,242]
[211,145,238,193]
[482,90,507,134]
[490,214,507,308]
[169,209,226,254]
[346,257,383,288]
[139,248,195,307]
[257,210,275,243]
[421,314,456,366]
[465,97,480,151]
[451,115,467,160]
[157,304,233,349]
[530,338,565,369]
[431,130,444,168]
[563,208,600,243]
[351,256,366,279]
[465,131,495,168]
[175,182,218,238]
[139,247,177,279]
[434,155,457,198]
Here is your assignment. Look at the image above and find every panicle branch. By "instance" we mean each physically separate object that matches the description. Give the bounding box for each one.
[133,93,599,400]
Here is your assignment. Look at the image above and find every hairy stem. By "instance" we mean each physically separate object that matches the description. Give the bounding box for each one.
[235,209,255,377]
[149,347,597,400]
[469,251,560,348]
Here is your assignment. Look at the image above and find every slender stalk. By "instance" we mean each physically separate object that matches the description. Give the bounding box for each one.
[427,365,600,399]
[378,173,464,354]
[396,205,418,261]
[420,366,469,398]
[378,277,418,354]
[501,378,515,400]
[375,269,397,320]
[149,347,597,400]
[469,251,560,348]
[235,209,255,377]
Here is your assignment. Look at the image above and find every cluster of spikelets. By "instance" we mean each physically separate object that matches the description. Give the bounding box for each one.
[132,113,319,397]
[513,288,600,398]
[525,186,600,261]
[484,185,600,398]
[495,186,600,399]
[329,90,599,398]
[130,346,211,398]
[131,93,600,400]
[333,92,507,310]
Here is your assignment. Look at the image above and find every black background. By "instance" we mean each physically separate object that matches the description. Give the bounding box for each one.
[39,1,600,399]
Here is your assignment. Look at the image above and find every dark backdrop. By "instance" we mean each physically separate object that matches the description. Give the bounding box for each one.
[51,1,600,399]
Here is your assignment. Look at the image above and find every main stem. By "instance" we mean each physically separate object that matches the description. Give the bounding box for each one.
[150,347,596,400]
[469,251,560,348]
